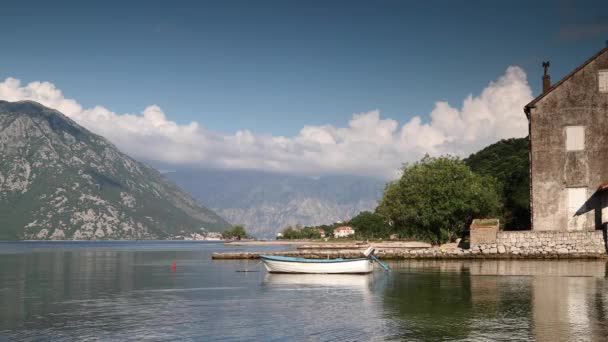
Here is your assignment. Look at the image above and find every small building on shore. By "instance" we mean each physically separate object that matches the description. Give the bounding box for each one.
[317,229,326,238]
[204,232,224,241]
[525,45,608,231]
[333,226,355,238]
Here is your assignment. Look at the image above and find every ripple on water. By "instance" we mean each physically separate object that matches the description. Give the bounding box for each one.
[1,243,608,341]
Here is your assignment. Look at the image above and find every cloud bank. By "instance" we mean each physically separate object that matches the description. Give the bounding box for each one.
[0,67,533,179]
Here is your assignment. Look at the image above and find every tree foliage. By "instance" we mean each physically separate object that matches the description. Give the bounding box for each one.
[222,225,249,240]
[278,225,322,239]
[464,137,530,230]
[376,156,501,244]
[348,211,391,239]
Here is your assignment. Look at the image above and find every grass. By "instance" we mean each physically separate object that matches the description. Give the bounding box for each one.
[472,219,499,226]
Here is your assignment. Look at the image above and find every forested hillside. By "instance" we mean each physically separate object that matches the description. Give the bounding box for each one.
[464,137,530,230]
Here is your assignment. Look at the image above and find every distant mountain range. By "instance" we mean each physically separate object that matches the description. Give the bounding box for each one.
[0,100,231,240]
[0,100,527,241]
[167,169,385,237]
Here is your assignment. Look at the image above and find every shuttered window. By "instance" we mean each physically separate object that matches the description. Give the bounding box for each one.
[565,126,585,151]
[567,187,587,216]
[599,70,608,93]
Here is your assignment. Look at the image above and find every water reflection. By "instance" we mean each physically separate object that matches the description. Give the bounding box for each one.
[1,243,607,341]
[384,260,608,341]
[264,273,372,288]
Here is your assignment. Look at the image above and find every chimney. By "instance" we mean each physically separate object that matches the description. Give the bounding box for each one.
[542,61,551,93]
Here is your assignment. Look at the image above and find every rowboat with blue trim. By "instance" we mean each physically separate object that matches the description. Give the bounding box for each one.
[260,247,389,274]
[260,255,373,274]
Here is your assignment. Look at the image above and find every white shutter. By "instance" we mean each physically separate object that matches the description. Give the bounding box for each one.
[567,188,587,215]
[566,126,584,151]
[599,70,608,93]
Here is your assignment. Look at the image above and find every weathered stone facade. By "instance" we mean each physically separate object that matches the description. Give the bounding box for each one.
[525,47,608,232]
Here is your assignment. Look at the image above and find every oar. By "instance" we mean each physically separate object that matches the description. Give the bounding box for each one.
[369,254,390,271]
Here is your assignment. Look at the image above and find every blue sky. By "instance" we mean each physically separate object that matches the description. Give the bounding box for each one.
[1,0,607,136]
[1,1,608,178]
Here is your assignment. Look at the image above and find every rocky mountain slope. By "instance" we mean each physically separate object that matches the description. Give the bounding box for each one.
[167,169,384,237]
[0,100,231,240]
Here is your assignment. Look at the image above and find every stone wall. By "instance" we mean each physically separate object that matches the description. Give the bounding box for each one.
[470,219,499,245]
[472,230,606,256]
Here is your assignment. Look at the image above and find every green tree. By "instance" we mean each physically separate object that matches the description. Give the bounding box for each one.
[377,156,501,244]
[278,226,321,239]
[222,225,249,240]
[348,211,391,239]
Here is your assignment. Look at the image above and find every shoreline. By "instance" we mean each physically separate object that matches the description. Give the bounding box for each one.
[212,246,608,260]
[224,240,316,246]
[212,252,608,260]
[223,240,432,247]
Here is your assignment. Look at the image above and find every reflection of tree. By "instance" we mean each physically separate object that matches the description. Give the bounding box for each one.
[382,271,473,340]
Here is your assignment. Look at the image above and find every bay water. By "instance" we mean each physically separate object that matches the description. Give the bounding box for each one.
[1,242,607,341]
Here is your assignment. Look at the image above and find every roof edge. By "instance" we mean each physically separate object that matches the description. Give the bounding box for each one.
[525,46,608,109]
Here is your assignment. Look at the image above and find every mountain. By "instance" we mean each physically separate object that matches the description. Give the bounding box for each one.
[464,137,530,229]
[167,169,384,237]
[0,100,231,240]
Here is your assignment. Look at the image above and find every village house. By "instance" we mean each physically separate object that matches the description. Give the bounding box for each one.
[525,45,608,231]
[317,228,326,238]
[333,226,355,238]
[204,232,224,241]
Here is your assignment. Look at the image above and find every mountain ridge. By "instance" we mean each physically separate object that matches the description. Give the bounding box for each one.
[0,100,231,240]
[167,169,384,237]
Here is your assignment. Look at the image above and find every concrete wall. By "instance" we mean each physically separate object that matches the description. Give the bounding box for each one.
[528,49,608,231]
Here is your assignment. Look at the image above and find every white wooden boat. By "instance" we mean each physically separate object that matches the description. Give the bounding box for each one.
[260,255,374,274]
[260,247,389,274]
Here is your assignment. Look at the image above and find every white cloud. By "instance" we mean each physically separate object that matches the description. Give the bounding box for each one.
[0,66,533,179]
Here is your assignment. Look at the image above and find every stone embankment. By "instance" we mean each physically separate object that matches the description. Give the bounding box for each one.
[212,231,608,260]
[472,230,606,257]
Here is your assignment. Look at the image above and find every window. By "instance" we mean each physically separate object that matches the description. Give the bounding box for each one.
[565,126,585,151]
[567,187,587,216]
[599,70,608,93]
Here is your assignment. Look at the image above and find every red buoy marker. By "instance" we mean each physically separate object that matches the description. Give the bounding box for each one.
[171,261,177,272]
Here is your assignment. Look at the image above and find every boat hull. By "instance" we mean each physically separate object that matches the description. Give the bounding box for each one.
[260,255,373,274]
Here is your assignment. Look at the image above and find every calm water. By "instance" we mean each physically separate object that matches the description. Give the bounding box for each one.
[1,242,607,341]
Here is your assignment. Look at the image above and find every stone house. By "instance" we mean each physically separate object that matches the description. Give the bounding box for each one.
[525,46,608,231]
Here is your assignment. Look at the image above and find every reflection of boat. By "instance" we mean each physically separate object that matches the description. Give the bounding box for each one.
[264,273,371,288]
[260,255,374,274]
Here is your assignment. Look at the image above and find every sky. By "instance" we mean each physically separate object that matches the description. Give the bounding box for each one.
[1,0,608,179]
